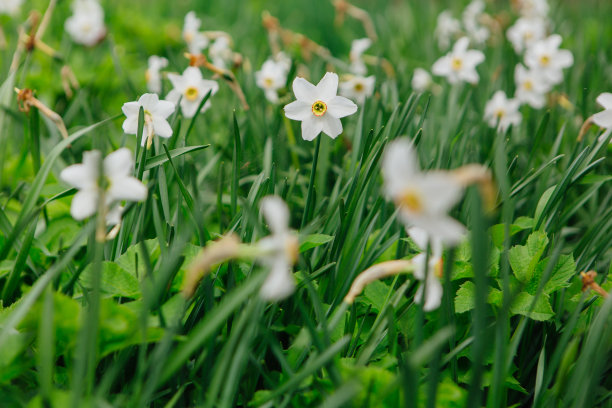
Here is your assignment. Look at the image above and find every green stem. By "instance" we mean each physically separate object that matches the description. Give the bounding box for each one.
[301,136,321,228]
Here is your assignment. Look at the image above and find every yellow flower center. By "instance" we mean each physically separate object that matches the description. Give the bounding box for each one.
[434,258,444,278]
[354,82,364,92]
[495,109,505,119]
[398,188,423,213]
[451,57,463,70]
[311,100,327,117]
[184,32,194,43]
[523,80,533,91]
[285,236,299,264]
[539,55,550,66]
[185,86,199,101]
[263,77,274,88]
[145,70,151,82]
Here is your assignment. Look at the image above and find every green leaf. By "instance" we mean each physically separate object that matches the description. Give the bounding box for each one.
[144,145,209,170]
[508,231,549,284]
[363,280,391,313]
[510,292,554,321]
[526,254,576,295]
[299,234,334,253]
[80,262,141,299]
[454,281,502,313]
[116,239,160,280]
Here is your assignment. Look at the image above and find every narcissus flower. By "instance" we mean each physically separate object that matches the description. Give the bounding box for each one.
[484,90,522,132]
[0,0,24,15]
[408,227,444,311]
[349,38,371,75]
[462,0,490,45]
[506,17,546,54]
[525,34,573,86]
[382,138,466,245]
[516,0,549,18]
[183,11,209,55]
[435,10,461,49]
[592,93,612,129]
[339,75,375,105]
[255,59,289,103]
[64,0,106,46]
[257,196,298,301]
[60,148,147,222]
[514,64,550,108]
[166,67,219,118]
[432,37,485,85]
[121,93,175,147]
[411,68,434,93]
[209,36,232,69]
[284,72,358,141]
[146,56,168,94]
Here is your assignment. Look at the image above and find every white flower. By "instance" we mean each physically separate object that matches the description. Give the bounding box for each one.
[411,68,433,93]
[60,148,147,221]
[462,0,490,45]
[506,17,547,54]
[166,67,219,118]
[257,196,298,301]
[484,90,522,132]
[408,227,444,312]
[274,51,292,73]
[121,93,175,146]
[514,64,550,108]
[435,10,461,49]
[255,59,289,103]
[349,38,371,75]
[339,75,375,105]
[516,0,549,18]
[0,0,24,15]
[64,0,106,46]
[592,93,612,129]
[382,138,466,245]
[283,72,358,141]
[432,37,485,85]
[524,34,573,86]
[183,11,209,55]
[146,56,169,94]
[209,36,232,69]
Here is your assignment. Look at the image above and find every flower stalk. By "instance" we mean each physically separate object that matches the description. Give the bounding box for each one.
[581,271,609,299]
[344,260,414,304]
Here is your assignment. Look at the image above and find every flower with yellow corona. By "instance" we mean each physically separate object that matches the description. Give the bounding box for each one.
[432,37,485,84]
[166,67,219,118]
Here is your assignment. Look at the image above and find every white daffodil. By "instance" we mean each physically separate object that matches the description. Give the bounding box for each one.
[183,11,209,55]
[166,67,219,118]
[592,93,612,129]
[434,10,461,50]
[432,37,485,85]
[411,68,433,93]
[484,90,522,132]
[0,0,24,15]
[257,196,298,301]
[514,64,550,108]
[408,227,444,312]
[339,75,375,105]
[60,148,147,221]
[525,34,573,86]
[64,0,106,46]
[382,138,466,245]
[255,59,289,103]
[283,72,358,141]
[516,0,549,18]
[462,0,490,45]
[209,36,233,69]
[121,93,175,147]
[349,38,371,75]
[146,56,168,94]
[274,51,292,73]
[506,17,547,54]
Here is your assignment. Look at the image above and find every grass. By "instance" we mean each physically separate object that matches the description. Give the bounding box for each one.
[0,0,611,407]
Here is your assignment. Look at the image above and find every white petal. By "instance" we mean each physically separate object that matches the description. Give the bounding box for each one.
[407,227,429,251]
[382,139,419,197]
[108,177,148,202]
[260,196,289,234]
[71,189,99,220]
[327,96,358,118]
[432,56,452,76]
[180,100,199,118]
[152,117,173,138]
[122,116,138,135]
[592,110,612,128]
[301,117,323,141]
[417,172,464,214]
[284,100,312,121]
[320,115,343,139]
[106,205,124,226]
[103,148,133,178]
[596,93,612,109]
[259,258,295,301]
[292,77,317,103]
[422,275,443,311]
[316,72,339,102]
[121,101,140,118]
[411,253,428,280]
[138,93,159,110]
[411,215,467,246]
[61,150,100,190]
[151,99,176,118]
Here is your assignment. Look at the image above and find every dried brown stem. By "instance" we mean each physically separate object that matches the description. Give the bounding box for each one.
[344,260,414,304]
[581,271,609,299]
[15,88,69,139]
[332,0,378,41]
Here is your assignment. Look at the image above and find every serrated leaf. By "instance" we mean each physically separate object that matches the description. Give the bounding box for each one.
[508,231,549,283]
[526,254,576,295]
[80,262,141,299]
[454,281,502,313]
[299,234,334,253]
[510,292,554,321]
[363,280,391,313]
[116,239,160,280]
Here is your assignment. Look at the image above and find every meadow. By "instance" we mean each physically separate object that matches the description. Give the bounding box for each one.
[0,0,611,406]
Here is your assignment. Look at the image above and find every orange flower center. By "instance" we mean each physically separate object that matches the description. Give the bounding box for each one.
[311,100,327,117]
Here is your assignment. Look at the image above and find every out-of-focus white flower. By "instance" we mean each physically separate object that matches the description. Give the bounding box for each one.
[592,93,612,129]
[432,37,485,85]
[516,0,549,18]
[64,0,106,46]
[0,0,24,15]
[339,75,375,105]
[484,90,522,132]
[255,59,289,103]
[435,10,462,50]
[525,34,573,86]
[166,67,219,118]
[60,148,147,221]
[411,68,433,93]
[462,0,490,45]
[146,56,169,94]
[349,38,371,75]
[274,51,292,73]
[284,72,358,141]
[121,93,175,147]
[183,11,209,55]
[408,227,444,312]
[257,196,298,301]
[514,64,550,108]
[382,138,466,245]
[209,36,233,69]
[506,17,547,54]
